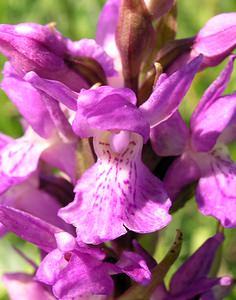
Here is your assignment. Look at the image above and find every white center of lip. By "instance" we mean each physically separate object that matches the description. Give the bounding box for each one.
[110,131,130,153]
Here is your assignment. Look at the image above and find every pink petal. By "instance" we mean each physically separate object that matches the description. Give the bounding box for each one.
[196,154,236,228]
[140,55,202,127]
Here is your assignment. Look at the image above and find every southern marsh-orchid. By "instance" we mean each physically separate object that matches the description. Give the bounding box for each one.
[152,56,236,228]
[1,62,79,183]
[0,22,116,90]
[26,55,202,244]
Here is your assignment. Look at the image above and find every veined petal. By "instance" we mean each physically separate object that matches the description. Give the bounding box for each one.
[72,86,149,142]
[191,93,236,152]
[24,71,78,111]
[0,24,89,91]
[0,23,66,56]
[194,13,236,67]
[3,273,55,300]
[52,253,113,299]
[139,55,202,127]
[150,112,189,157]
[196,154,236,228]
[0,129,49,193]
[0,206,59,252]
[0,24,65,73]
[191,56,236,151]
[2,63,55,138]
[59,133,171,244]
[191,56,235,123]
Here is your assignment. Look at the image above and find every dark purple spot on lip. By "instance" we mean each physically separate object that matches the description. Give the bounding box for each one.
[64,252,72,261]
[123,180,130,184]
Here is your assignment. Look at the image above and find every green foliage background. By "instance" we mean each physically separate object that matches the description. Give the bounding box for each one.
[0,1,235,299]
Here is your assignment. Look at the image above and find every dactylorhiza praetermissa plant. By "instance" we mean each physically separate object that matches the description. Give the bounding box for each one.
[25,55,202,244]
[0,0,236,299]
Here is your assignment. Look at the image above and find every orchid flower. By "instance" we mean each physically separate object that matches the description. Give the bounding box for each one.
[0,22,116,90]
[1,62,79,184]
[0,65,78,233]
[152,56,236,228]
[0,206,151,299]
[20,55,201,244]
[161,12,236,74]
[0,131,74,236]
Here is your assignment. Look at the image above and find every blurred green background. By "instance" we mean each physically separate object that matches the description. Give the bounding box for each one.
[0,0,236,299]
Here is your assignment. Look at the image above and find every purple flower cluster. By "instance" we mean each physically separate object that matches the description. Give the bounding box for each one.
[0,0,236,299]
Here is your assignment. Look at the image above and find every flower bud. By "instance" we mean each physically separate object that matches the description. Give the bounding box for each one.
[116,0,154,92]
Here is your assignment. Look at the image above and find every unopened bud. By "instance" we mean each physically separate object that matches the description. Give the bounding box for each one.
[116,0,154,93]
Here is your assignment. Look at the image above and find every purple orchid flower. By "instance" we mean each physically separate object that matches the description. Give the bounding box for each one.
[24,54,202,244]
[0,22,116,91]
[164,12,236,73]
[0,206,151,299]
[0,129,73,236]
[22,55,201,244]
[151,233,232,300]
[152,55,236,228]
[1,62,79,186]
[0,62,77,238]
